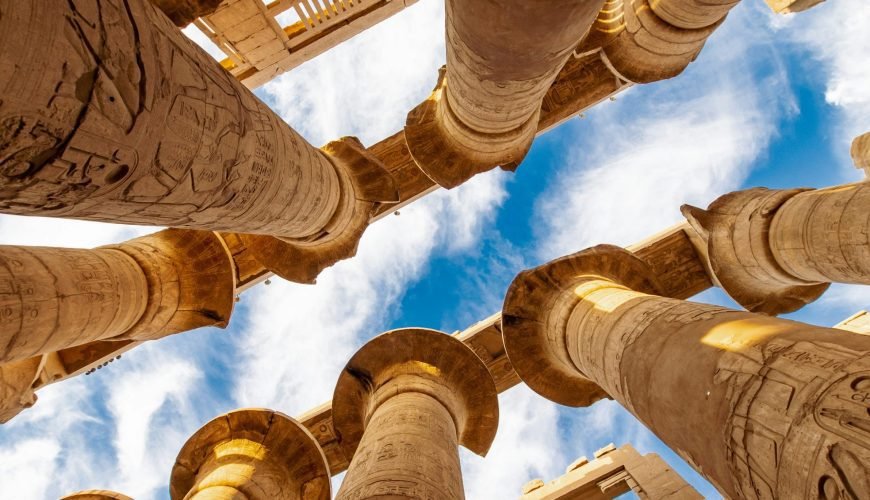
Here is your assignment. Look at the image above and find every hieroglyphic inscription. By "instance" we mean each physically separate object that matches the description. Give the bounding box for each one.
[336,392,463,500]
[0,0,343,238]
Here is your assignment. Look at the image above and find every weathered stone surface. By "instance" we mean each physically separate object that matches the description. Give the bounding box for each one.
[521,443,702,499]
[577,0,733,84]
[834,311,870,335]
[0,0,395,242]
[170,408,331,500]
[404,0,606,188]
[0,229,234,364]
[765,0,826,14]
[502,245,870,499]
[152,0,222,26]
[851,132,870,177]
[683,183,869,314]
[333,328,498,500]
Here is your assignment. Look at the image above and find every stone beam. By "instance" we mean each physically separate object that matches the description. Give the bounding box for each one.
[765,0,826,14]
[170,408,331,499]
[520,443,701,499]
[835,311,870,335]
[197,0,419,89]
[682,182,870,314]
[152,0,222,26]
[501,244,870,499]
[0,0,396,245]
[404,0,606,188]
[332,328,498,500]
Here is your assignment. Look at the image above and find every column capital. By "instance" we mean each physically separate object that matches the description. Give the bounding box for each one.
[239,136,399,283]
[170,408,331,500]
[61,490,132,500]
[502,245,660,407]
[682,187,831,314]
[332,328,499,458]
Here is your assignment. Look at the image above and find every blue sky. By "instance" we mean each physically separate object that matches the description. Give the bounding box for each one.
[0,0,868,498]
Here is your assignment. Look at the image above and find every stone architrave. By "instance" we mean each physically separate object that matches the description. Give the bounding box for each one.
[60,490,132,500]
[404,0,606,188]
[502,245,870,499]
[152,0,222,26]
[521,443,702,499]
[765,0,826,14]
[0,0,396,243]
[0,229,234,364]
[576,0,738,84]
[170,408,331,500]
[682,182,870,314]
[332,328,499,499]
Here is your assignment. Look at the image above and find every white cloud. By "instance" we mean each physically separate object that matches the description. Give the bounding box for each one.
[256,0,445,145]
[461,386,565,499]
[233,169,506,414]
[535,3,793,259]
[107,348,203,497]
[775,0,870,169]
[0,214,152,248]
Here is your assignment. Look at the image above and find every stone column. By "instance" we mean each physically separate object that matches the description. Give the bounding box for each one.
[852,132,870,178]
[61,491,132,500]
[681,182,869,314]
[333,328,499,499]
[0,229,234,363]
[0,0,395,240]
[502,245,870,499]
[765,0,826,14]
[576,0,738,84]
[404,0,606,188]
[170,408,331,500]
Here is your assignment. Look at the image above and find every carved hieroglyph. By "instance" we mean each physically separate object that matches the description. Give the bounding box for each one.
[170,408,331,500]
[0,229,234,364]
[404,0,606,188]
[332,328,499,500]
[0,0,395,241]
[502,245,870,499]
[682,182,870,314]
[521,443,702,500]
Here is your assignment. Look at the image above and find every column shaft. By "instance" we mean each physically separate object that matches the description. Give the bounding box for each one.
[336,391,463,500]
[405,0,605,187]
[0,246,147,362]
[770,182,870,284]
[0,229,234,363]
[563,279,870,499]
[0,0,344,238]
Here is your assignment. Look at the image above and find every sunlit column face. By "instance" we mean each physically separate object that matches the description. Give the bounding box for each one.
[337,391,463,500]
[561,280,870,499]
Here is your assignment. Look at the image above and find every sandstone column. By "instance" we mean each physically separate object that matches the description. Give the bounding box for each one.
[502,245,870,499]
[852,132,870,177]
[332,328,499,499]
[682,182,870,314]
[576,0,738,84]
[61,491,132,500]
[404,0,606,188]
[170,408,331,500]
[0,229,234,363]
[0,0,395,240]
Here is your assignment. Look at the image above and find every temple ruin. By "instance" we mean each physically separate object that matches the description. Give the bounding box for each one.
[0,0,866,498]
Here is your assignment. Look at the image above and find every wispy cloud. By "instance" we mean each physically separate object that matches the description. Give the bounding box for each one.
[773,0,870,171]
[534,3,794,259]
